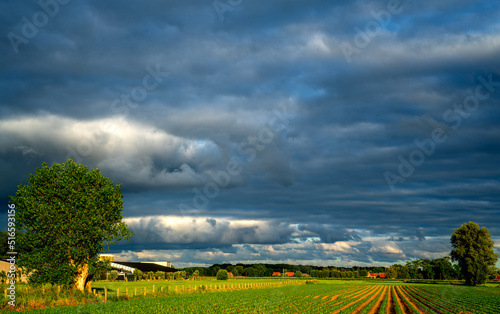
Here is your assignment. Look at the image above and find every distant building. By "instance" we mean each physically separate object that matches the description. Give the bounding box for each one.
[367,272,386,279]
[110,261,176,275]
[286,272,295,277]
[143,261,172,268]
[272,272,281,276]
[99,254,114,262]
[227,272,234,278]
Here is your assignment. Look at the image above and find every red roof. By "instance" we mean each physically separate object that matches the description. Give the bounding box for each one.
[379,273,386,278]
[272,272,281,276]
[286,272,295,277]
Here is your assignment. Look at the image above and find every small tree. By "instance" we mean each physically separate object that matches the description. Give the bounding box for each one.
[133,269,143,281]
[192,270,200,279]
[451,222,499,286]
[216,269,228,280]
[155,271,165,280]
[109,270,119,281]
[293,271,302,278]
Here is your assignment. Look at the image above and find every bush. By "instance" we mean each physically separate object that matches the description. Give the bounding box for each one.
[133,269,143,281]
[109,270,119,281]
[216,269,228,280]
[293,271,302,277]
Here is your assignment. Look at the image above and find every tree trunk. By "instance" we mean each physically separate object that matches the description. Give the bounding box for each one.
[73,263,89,291]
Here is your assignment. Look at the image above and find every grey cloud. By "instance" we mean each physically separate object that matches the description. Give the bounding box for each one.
[1,0,500,267]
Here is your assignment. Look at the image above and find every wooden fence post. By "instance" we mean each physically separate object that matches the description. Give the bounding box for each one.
[126,288,129,298]
[117,288,119,298]
[104,288,107,302]
[144,287,146,296]
[134,287,137,296]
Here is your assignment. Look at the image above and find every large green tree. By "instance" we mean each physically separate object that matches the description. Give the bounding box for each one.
[450,222,498,286]
[10,159,133,291]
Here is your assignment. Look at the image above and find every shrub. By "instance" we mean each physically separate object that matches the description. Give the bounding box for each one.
[293,271,302,277]
[109,270,119,281]
[133,269,143,281]
[216,269,228,280]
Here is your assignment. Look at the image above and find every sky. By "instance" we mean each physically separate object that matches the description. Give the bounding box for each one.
[1,0,500,268]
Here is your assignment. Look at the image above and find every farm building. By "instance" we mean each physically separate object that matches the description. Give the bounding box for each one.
[367,272,386,279]
[271,271,295,277]
[110,261,176,275]
[227,272,234,278]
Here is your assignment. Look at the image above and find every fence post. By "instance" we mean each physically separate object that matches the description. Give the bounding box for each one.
[117,288,119,298]
[126,288,129,298]
[104,288,107,302]
[153,285,155,294]
[135,287,137,296]
[144,287,147,296]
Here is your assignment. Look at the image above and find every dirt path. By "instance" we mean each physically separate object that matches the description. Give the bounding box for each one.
[385,286,396,314]
[350,285,384,314]
[330,285,381,314]
[402,286,451,314]
[393,285,412,314]
[396,285,425,313]
[367,286,388,314]
[406,286,461,312]
[343,286,374,299]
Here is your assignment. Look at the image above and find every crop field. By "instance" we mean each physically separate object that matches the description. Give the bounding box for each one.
[21,280,500,314]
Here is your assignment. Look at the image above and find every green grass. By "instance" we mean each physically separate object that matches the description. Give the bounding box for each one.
[3,279,500,313]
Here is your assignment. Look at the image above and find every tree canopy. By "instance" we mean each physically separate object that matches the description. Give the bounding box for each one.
[10,159,133,291]
[450,221,498,286]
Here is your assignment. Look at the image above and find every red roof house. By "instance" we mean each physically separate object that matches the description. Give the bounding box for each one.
[367,272,378,278]
[286,272,295,277]
[379,273,386,278]
[495,275,500,281]
[227,272,234,278]
[272,272,281,276]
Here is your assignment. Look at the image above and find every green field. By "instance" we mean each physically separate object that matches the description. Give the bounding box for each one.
[9,279,499,313]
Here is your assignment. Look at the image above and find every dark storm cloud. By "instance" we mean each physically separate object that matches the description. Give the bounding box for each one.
[1,0,500,267]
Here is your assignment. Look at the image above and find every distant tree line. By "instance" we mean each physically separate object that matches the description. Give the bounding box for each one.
[179,256,498,281]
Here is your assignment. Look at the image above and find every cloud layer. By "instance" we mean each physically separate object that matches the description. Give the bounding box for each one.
[1,0,499,267]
